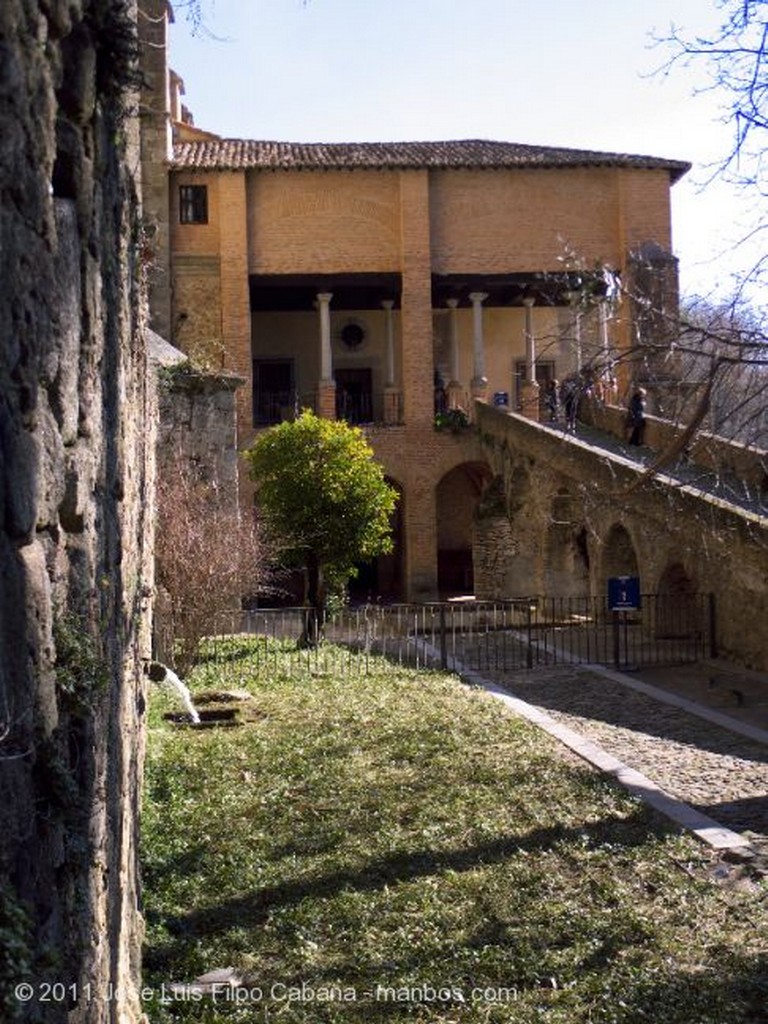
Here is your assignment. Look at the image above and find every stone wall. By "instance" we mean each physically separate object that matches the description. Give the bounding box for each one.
[0,2,154,1021]
[475,403,768,670]
[156,362,243,503]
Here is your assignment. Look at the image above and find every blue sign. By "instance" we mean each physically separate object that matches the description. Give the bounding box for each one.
[608,576,641,611]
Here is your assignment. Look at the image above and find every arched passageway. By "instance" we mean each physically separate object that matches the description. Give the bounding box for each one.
[436,462,492,596]
[601,523,640,592]
[656,561,699,638]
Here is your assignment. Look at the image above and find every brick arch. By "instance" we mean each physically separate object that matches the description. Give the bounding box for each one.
[435,461,492,595]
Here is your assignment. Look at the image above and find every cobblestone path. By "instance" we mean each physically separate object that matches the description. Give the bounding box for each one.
[482,665,768,839]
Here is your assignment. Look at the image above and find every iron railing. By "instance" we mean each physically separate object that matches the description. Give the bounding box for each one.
[191,594,715,676]
[253,389,405,428]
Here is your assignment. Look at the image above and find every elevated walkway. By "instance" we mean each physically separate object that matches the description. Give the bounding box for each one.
[543,417,768,520]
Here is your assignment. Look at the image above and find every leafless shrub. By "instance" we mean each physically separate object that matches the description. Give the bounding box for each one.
[154,457,270,673]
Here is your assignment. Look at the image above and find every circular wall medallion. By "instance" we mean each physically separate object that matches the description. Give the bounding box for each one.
[340,320,366,350]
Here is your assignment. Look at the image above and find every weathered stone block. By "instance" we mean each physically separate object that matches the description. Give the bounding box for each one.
[4,424,39,541]
[18,538,57,735]
[59,441,96,533]
[37,401,66,529]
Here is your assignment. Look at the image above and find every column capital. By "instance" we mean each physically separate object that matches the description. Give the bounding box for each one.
[522,296,535,308]
[469,291,489,305]
[317,291,333,304]
[446,297,460,309]
[381,298,395,311]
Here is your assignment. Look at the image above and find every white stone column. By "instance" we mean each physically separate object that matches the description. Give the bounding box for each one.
[445,298,465,411]
[316,292,336,418]
[469,291,488,384]
[524,297,536,381]
[382,298,401,424]
[599,298,610,356]
[382,299,395,386]
[317,292,333,382]
[598,297,617,404]
[564,290,582,372]
[447,298,460,382]
[520,297,540,421]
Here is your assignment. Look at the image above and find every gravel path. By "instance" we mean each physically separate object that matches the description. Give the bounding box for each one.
[481,665,768,838]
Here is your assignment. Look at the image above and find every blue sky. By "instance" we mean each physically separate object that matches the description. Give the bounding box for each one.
[168,0,760,304]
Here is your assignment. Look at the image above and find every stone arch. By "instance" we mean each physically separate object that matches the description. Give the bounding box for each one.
[472,474,513,599]
[655,560,699,638]
[435,461,492,595]
[545,488,590,598]
[600,522,640,592]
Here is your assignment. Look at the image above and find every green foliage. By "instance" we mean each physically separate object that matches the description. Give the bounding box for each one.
[157,360,194,392]
[0,889,34,1022]
[141,639,768,1024]
[434,407,470,433]
[157,360,224,391]
[245,411,397,606]
[54,612,109,713]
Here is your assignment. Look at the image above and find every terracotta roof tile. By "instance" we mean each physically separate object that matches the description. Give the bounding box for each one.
[172,137,690,181]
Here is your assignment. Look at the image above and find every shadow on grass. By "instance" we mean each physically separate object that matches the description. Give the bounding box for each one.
[619,950,768,1024]
[157,808,671,946]
[194,640,278,668]
[143,844,210,891]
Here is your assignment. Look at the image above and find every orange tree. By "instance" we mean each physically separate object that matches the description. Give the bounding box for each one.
[245,411,397,633]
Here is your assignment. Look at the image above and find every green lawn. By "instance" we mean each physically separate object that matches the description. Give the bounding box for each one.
[141,638,768,1023]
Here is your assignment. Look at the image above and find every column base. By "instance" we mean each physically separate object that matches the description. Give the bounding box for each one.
[469,378,488,421]
[316,379,337,420]
[446,380,465,411]
[519,380,541,422]
[383,385,402,424]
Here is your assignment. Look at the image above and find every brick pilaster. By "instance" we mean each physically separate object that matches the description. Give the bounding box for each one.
[399,171,433,429]
[217,172,252,450]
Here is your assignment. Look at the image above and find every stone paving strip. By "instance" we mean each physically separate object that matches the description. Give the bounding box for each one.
[465,662,768,842]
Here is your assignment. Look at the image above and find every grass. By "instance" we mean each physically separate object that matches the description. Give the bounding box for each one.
[141,637,768,1023]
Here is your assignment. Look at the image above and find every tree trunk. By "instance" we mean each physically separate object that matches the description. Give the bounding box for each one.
[301,553,326,647]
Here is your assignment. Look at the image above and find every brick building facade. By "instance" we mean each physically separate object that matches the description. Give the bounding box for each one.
[141,5,689,601]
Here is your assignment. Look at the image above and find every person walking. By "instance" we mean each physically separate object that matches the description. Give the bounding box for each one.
[544,378,560,424]
[628,386,647,446]
[560,375,579,434]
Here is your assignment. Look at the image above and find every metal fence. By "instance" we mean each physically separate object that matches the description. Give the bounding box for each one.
[196,594,715,675]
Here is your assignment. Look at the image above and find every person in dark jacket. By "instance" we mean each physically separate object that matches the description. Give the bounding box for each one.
[628,386,647,446]
[544,378,560,424]
[560,375,579,434]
